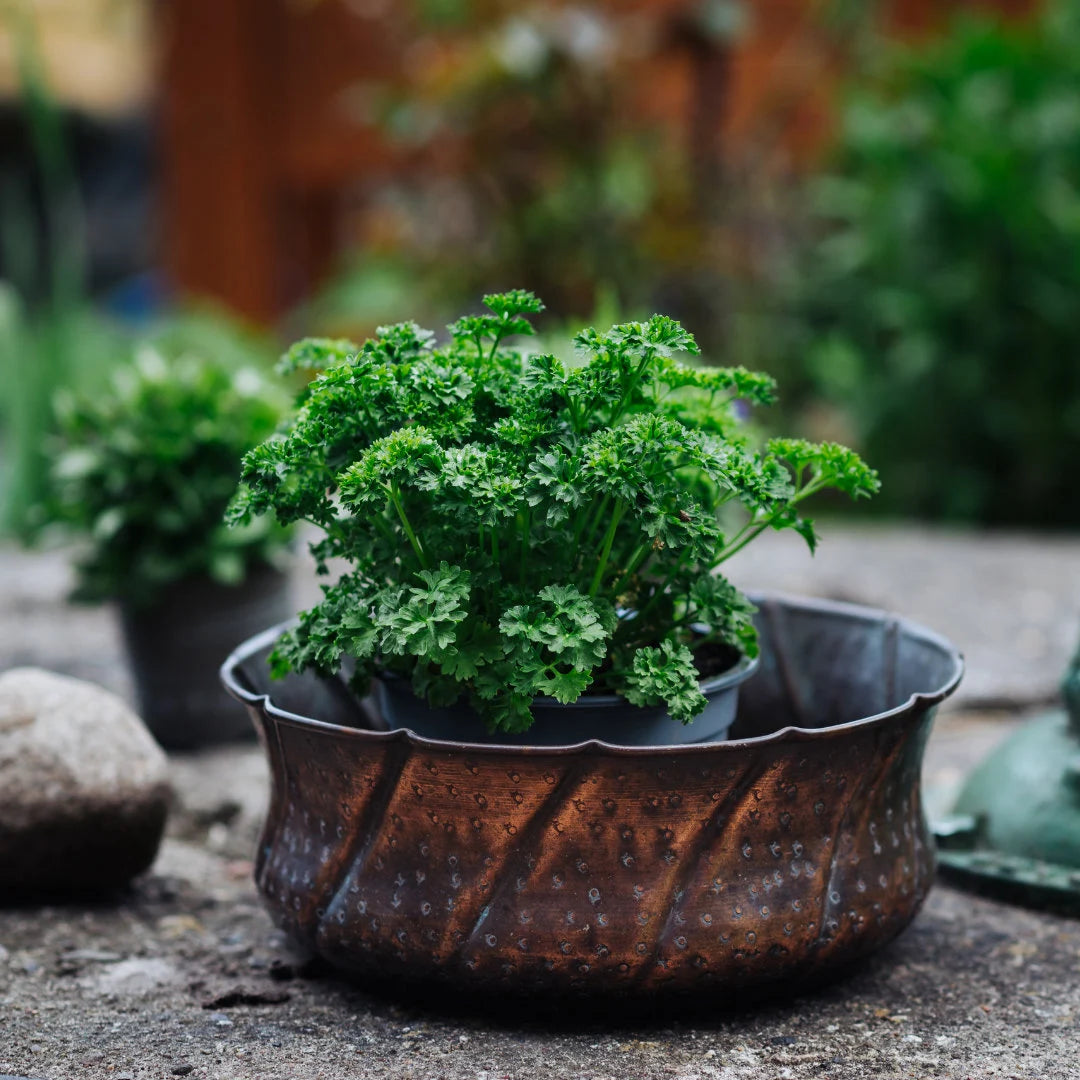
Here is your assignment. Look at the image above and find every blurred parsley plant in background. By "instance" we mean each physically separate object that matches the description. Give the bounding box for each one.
[51,349,291,606]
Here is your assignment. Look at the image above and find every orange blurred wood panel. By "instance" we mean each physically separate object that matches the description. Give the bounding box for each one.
[159,0,286,322]
[159,0,405,320]
[888,0,1040,34]
[276,2,404,190]
[723,0,837,168]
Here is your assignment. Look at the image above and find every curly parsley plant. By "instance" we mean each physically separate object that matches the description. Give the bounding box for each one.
[229,291,878,733]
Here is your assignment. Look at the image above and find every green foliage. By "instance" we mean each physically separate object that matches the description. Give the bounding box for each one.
[231,291,877,733]
[0,297,128,536]
[48,349,291,606]
[1,304,280,540]
[790,3,1080,525]
[0,3,283,539]
[0,8,102,537]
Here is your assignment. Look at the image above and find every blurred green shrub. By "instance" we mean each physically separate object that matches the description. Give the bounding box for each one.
[348,3,759,343]
[0,4,110,536]
[0,294,128,535]
[47,349,291,607]
[789,3,1080,525]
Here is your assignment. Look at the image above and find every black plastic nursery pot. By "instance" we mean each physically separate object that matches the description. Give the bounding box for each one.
[377,651,760,747]
[220,592,962,1001]
[122,564,292,750]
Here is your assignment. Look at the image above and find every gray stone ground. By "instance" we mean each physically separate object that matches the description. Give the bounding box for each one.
[1,527,1079,1080]
[727,524,1080,709]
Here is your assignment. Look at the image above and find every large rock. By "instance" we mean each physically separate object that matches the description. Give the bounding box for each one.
[0,668,170,897]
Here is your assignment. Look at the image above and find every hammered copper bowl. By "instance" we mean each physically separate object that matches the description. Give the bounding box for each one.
[221,593,962,1000]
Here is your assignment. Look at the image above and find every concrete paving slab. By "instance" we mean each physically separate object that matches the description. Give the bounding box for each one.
[727,524,1080,708]
[1,532,1078,1078]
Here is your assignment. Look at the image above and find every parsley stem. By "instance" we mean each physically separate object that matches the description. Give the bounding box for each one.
[575,493,610,549]
[487,323,507,364]
[388,482,428,569]
[688,629,723,652]
[519,509,530,582]
[716,518,771,563]
[588,500,626,596]
[715,517,757,562]
[716,473,826,563]
[609,541,651,594]
[608,352,654,426]
[566,392,581,433]
[631,547,693,627]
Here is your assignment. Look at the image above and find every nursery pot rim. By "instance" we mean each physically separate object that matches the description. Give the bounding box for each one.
[376,648,760,708]
[220,591,964,755]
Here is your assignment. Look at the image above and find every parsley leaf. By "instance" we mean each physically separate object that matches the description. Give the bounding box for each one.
[621,641,707,725]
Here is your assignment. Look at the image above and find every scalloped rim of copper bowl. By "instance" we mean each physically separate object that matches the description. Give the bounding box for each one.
[220,591,965,753]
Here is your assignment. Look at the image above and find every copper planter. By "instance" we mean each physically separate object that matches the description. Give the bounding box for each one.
[221,593,962,1000]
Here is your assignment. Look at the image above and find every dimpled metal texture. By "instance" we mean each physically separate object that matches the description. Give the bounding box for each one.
[221,593,962,999]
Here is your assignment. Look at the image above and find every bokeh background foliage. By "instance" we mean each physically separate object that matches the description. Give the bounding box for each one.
[787,2,1080,525]
[1,0,1078,534]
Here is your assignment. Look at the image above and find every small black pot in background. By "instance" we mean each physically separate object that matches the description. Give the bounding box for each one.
[120,564,292,750]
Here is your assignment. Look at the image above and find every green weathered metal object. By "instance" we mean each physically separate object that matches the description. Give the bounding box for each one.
[934,634,1080,912]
